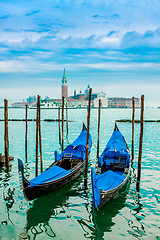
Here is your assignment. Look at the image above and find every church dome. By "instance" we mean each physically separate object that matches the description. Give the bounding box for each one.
[85,84,90,94]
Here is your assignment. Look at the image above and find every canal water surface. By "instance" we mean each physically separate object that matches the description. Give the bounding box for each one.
[0,108,160,239]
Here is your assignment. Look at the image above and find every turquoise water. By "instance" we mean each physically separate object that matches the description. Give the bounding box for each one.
[0,108,160,239]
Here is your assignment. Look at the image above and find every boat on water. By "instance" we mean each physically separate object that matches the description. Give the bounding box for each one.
[18,124,92,201]
[91,123,130,209]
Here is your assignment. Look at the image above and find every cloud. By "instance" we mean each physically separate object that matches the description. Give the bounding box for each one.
[0,1,159,50]
[121,27,160,48]
[92,14,107,19]
[1,56,160,76]
[111,14,120,19]
[92,14,100,18]
[25,10,40,16]
[107,31,117,37]
[0,15,10,20]
[0,58,61,74]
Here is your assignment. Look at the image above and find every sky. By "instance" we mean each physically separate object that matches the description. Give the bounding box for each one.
[0,0,160,106]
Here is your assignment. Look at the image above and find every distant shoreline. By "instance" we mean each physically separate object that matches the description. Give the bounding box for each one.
[0,106,142,109]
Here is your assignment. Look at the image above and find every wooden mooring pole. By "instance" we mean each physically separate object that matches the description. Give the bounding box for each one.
[38,96,43,173]
[35,96,40,177]
[66,101,69,135]
[4,99,9,168]
[62,97,64,151]
[97,99,101,159]
[58,107,61,144]
[85,88,92,180]
[132,97,135,160]
[25,104,28,162]
[137,95,144,188]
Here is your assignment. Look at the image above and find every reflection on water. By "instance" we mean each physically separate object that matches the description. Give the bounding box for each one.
[78,181,130,240]
[3,185,15,226]
[78,174,147,240]
[126,186,146,239]
[21,178,82,239]
[1,166,15,226]
[0,108,160,239]
[125,164,146,239]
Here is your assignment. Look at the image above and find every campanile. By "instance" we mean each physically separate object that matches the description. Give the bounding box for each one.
[61,68,68,98]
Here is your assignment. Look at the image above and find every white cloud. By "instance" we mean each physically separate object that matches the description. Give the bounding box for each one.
[121,27,160,48]
[1,58,160,74]
[0,58,62,73]
[0,30,51,43]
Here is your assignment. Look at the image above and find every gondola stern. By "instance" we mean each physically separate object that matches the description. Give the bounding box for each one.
[18,159,24,174]
[82,122,87,131]
[114,122,119,131]
[18,159,30,193]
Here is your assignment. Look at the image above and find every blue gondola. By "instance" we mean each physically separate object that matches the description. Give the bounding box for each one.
[91,123,130,209]
[18,124,92,201]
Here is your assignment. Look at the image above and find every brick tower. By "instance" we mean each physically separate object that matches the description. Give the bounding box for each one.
[61,68,68,98]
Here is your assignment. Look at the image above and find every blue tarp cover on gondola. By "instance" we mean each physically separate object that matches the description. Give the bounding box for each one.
[30,129,92,188]
[91,168,126,208]
[55,129,92,162]
[98,130,130,167]
[30,166,72,188]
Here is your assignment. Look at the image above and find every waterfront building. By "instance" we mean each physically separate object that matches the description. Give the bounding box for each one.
[27,95,36,103]
[66,98,88,108]
[11,101,36,108]
[67,85,108,108]
[92,92,108,107]
[11,102,28,108]
[40,85,108,108]
[40,99,63,108]
[11,95,37,108]
[108,97,140,108]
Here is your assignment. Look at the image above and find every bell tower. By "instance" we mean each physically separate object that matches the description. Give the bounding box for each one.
[61,68,68,98]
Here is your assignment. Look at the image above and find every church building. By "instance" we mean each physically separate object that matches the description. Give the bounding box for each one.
[40,69,108,108]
